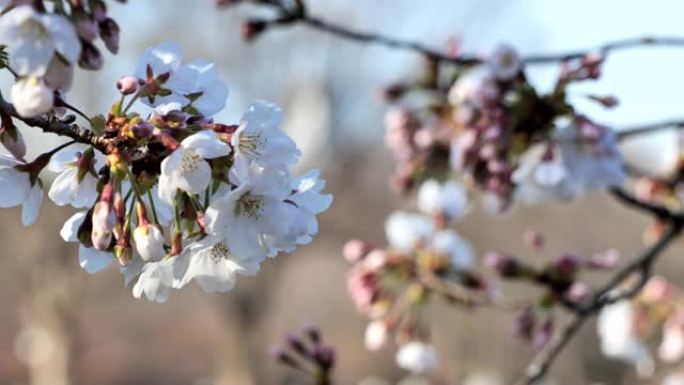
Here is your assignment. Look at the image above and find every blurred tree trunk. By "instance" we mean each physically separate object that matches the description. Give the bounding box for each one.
[16,246,83,385]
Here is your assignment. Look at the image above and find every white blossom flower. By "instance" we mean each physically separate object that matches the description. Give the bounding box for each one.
[555,122,625,192]
[133,223,166,262]
[132,257,181,303]
[206,160,293,261]
[176,233,262,294]
[135,41,183,82]
[135,43,228,116]
[232,101,301,167]
[47,148,105,208]
[60,211,114,274]
[0,154,43,226]
[417,179,469,220]
[10,77,54,117]
[364,321,388,351]
[488,44,522,81]
[659,310,684,363]
[0,5,80,77]
[385,211,434,252]
[288,169,333,245]
[513,123,624,204]
[183,59,229,116]
[396,341,438,374]
[597,301,654,377]
[431,229,474,271]
[157,130,230,205]
[512,144,581,204]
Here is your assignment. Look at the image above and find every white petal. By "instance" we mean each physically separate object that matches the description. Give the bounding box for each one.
[21,182,43,226]
[175,159,211,195]
[47,168,77,206]
[134,41,183,79]
[0,167,31,207]
[42,13,80,63]
[47,148,79,172]
[60,212,86,242]
[180,130,229,159]
[78,245,113,274]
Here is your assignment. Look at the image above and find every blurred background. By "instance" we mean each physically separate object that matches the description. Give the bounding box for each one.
[2,0,684,384]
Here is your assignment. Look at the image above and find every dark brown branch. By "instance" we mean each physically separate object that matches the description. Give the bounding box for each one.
[617,118,684,140]
[257,3,684,66]
[517,208,684,384]
[609,187,684,224]
[297,16,480,65]
[0,94,111,152]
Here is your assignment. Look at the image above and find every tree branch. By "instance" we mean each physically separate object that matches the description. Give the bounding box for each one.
[0,93,111,152]
[617,118,684,140]
[256,3,684,66]
[517,202,684,384]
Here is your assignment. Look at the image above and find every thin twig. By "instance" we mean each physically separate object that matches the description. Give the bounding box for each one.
[517,210,684,384]
[259,3,684,67]
[618,118,684,140]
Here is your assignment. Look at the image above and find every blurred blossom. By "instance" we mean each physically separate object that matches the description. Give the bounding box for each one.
[364,320,388,351]
[395,341,438,374]
[597,301,654,377]
[417,179,469,221]
[385,211,434,252]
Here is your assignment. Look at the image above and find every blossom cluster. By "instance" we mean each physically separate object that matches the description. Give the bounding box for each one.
[0,1,122,117]
[343,179,477,374]
[0,41,332,302]
[597,276,684,378]
[383,44,625,212]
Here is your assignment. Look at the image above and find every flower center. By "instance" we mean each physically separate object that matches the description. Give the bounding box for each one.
[179,149,202,174]
[236,192,263,219]
[209,242,230,263]
[239,133,266,157]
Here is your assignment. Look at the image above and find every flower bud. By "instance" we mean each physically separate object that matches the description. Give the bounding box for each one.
[271,347,301,369]
[241,19,268,42]
[513,307,536,341]
[79,41,104,70]
[484,252,521,278]
[552,254,582,276]
[312,345,335,370]
[523,230,544,250]
[115,244,133,265]
[91,185,115,250]
[99,18,120,54]
[116,76,138,95]
[133,223,166,262]
[0,113,26,161]
[74,12,98,41]
[11,77,54,117]
[364,320,388,351]
[343,239,373,263]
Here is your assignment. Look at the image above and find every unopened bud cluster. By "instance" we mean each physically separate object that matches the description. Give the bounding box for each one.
[0,0,122,117]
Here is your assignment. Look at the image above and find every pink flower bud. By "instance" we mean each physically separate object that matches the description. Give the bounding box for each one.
[484,252,520,277]
[91,201,115,251]
[343,239,374,263]
[116,76,139,95]
[523,230,544,250]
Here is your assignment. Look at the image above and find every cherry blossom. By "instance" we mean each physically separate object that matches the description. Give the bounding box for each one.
[0,5,80,77]
[47,147,105,208]
[395,341,438,374]
[157,129,230,204]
